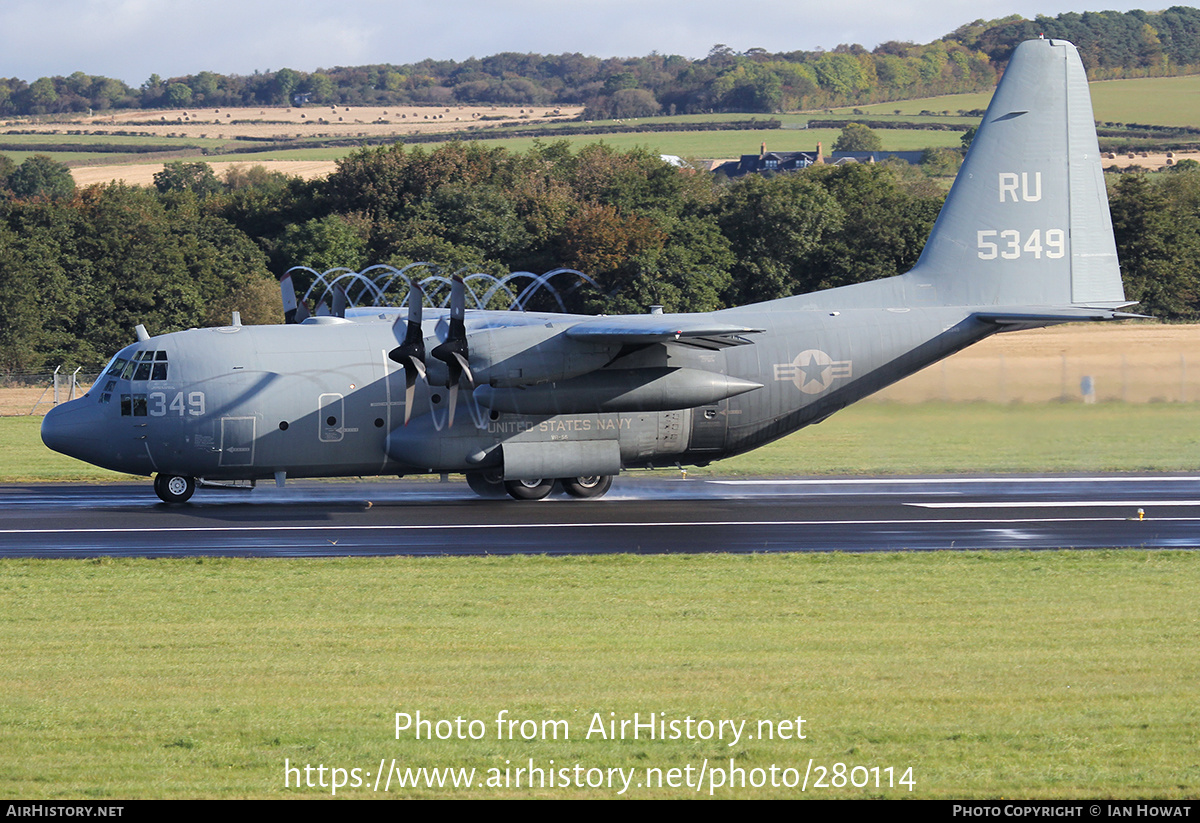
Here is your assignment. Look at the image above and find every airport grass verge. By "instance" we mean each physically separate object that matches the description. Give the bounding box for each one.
[0,551,1196,798]
[4,401,1199,482]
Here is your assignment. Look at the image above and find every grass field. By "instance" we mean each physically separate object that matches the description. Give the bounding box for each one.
[1,551,1196,798]
[827,74,1200,128]
[6,397,1200,798]
[396,127,962,161]
[6,400,1200,483]
[62,126,965,186]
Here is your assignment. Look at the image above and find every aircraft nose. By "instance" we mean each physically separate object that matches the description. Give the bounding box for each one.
[41,399,103,463]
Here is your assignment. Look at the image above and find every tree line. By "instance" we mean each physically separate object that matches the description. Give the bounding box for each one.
[1,141,1198,373]
[4,8,1200,118]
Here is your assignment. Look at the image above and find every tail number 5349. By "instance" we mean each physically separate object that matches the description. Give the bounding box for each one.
[978,228,1065,260]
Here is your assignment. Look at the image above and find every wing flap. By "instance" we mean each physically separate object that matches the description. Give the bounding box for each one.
[566,316,763,349]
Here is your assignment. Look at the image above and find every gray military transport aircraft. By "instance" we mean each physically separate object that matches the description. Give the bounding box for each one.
[42,38,1138,503]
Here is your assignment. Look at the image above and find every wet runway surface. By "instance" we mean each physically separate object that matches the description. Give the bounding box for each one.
[3,475,1200,557]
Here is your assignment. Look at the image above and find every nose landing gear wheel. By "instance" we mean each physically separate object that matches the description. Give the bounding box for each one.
[561,475,613,499]
[504,478,555,500]
[154,473,196,504]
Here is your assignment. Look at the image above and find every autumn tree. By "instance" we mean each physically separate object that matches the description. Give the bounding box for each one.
[832,123,883,152]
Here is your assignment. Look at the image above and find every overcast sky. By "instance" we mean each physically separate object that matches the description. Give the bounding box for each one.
[0,1,1156,84]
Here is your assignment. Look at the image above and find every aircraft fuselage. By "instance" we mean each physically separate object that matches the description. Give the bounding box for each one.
[42,302,996,485]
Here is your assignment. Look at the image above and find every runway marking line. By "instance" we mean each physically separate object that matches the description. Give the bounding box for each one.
[709,476,1200,485]
[2,515,1199,536]
[910,500,1200,508]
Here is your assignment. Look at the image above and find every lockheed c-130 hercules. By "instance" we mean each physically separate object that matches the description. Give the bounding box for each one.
[42,38,1139,503]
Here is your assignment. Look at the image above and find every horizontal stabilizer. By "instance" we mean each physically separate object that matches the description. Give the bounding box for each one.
[975,307,1150,326]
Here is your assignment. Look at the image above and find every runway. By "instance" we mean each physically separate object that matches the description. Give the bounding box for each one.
[2,474,1199,557]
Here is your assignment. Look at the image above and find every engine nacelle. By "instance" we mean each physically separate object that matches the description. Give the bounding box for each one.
[474,368,762,415]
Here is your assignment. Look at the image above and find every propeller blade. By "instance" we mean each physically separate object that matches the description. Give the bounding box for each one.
[446,383,459,426]
[452,351,474,387]
[332,284,348,318]
[281,272,311,324]
[448,274,465,338]
[431,275,472,402]
[388,281,428,426]
[388,283,427,366]
[403,369,417,426]
[403,282,424,351]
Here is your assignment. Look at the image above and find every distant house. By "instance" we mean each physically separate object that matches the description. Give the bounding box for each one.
[713,142,924,178]
[829,151,925,166]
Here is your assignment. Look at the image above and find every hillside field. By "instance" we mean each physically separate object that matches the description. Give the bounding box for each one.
[4,73,1199,185]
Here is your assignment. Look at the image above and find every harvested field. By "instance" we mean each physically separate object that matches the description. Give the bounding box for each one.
[71,159,338,187]
[2,104,583,141]
[872,322,1200,403]
[1101,149,1200,170]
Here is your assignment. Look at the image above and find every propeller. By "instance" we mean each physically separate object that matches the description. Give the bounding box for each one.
[280,271,311,324]
[387,282,427,426]
[332,283,348,318]
[430,275,474,427]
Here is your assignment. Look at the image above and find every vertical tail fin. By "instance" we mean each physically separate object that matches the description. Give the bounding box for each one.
[907,38,1125,309]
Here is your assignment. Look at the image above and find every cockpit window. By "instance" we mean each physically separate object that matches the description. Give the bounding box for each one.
[118,350,169,381]
[102,355,128,378]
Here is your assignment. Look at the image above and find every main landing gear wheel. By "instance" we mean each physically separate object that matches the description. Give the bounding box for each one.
[504,478,555,501]
[561,475,613,499]
[153,473,195,504]
[466,469,507,498]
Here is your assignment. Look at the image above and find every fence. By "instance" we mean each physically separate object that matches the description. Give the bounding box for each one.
[871,352,1197,404]
[870,324,1200,404]
[1,369,99,416]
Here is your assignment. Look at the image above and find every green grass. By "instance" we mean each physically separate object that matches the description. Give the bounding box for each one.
[406,128,960,158]
[1089,74,1200,127]
[707,402,1200,476]
[8,402,1200,483]
[62,126,963,167]
[0,416,138,481]
[0,134,220,149]
[1,551,1196,798]
[0,133,226,166]
[828,92,994,119]
[7,406,1200,797]
[827,74,1200,129]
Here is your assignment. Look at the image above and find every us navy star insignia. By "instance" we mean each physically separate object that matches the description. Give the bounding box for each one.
[774,349,853,394]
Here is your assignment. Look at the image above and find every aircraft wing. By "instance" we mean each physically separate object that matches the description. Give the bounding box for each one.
[565,316,763,350]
